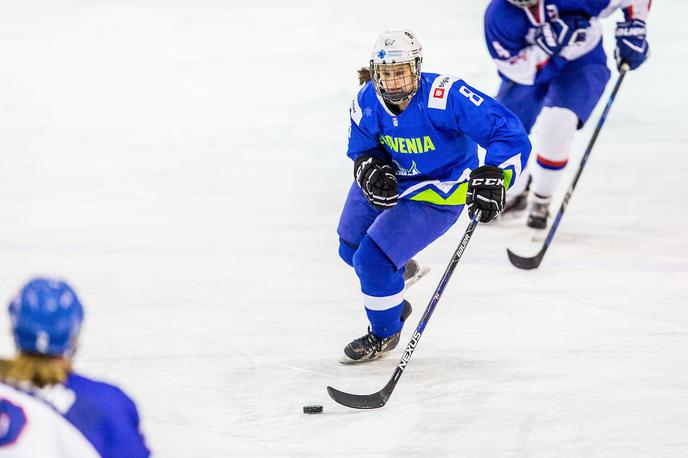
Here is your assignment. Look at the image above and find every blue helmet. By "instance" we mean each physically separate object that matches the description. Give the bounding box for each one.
[8,278,84,357]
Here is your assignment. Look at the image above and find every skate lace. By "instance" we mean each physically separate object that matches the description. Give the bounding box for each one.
[363,328,383,353]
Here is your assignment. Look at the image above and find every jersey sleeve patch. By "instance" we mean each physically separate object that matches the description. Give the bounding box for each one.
[427,75,460,111]
[350,96,363,126]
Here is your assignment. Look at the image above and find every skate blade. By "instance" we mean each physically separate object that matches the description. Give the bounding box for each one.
[404,266,430,289]
[530,227,547,242]
[498,208,527,222]
[339,351,390,365]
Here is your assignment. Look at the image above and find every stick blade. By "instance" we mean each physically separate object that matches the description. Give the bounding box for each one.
[327,385,390,409]
[506,246,546,270]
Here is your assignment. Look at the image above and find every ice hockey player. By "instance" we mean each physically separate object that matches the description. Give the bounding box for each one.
[0,278,150,457]
[336,30,531,363]
[485,0,651,229]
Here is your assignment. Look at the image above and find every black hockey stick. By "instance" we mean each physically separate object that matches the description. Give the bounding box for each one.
[327,210,482,409]
[507,63,630,270]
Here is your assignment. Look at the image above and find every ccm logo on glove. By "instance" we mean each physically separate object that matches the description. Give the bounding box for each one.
[470,177,504,186]
[465,165,506,223]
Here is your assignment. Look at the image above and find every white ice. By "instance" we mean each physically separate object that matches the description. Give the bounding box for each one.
[1,1,687,456]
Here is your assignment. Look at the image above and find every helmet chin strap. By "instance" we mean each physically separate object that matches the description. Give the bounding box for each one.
[381,88,415,105]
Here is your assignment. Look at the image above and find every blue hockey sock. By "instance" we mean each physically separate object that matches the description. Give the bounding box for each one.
[365,302,405,338]
[353,235,405,338]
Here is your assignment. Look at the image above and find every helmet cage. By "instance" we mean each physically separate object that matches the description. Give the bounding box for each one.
[370,57,422,105]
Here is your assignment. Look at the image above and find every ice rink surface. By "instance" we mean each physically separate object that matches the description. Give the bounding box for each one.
[1,1,687,456]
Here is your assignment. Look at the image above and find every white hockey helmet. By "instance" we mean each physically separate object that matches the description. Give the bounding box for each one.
[506,0,538,7]
[369,30,423,105]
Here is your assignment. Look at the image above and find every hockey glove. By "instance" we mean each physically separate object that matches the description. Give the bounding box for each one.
[535,15,591,58]
[615,20,649,70]
[354,156,398,209]
[465,165,505,223]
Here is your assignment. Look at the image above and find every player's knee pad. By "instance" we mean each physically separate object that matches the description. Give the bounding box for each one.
[338,238,357,267]
[352,235,403,297]
[530,107,578,197]
[532,106,578,165]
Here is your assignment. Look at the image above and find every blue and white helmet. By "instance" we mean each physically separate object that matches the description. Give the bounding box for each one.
[9,278,84,357]
[370,30,423,105]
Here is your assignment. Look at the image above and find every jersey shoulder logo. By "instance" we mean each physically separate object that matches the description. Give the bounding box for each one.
[427,75,460,110]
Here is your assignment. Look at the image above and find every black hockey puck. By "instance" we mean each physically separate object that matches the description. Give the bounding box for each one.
[303,405,323,414]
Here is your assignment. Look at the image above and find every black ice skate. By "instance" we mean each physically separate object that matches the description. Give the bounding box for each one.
[499,176,531,220]
[502,189,529,215]
[340,300,412,364]
[403,259,430,289]
[527,195,550,230]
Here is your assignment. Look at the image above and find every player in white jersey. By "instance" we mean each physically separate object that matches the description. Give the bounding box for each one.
[0,278,150,457]
[485,0,651,228]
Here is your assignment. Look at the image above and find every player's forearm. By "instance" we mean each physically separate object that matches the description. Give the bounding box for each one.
[493,45,545,86]
[492,43,567,87]
[483,124,532,191]
[621,0,651,21]
[598,0,651,20]
[485,144,531,191]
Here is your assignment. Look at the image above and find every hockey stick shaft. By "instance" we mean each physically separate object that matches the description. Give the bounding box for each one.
[507,64,630,270]
[390,210,481,374]
[327,210,482,409]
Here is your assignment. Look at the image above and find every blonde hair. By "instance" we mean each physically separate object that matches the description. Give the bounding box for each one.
[0,353,72,388]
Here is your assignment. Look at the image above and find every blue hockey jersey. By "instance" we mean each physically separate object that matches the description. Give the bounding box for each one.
[0,373,150,457]
[484,0,651,85]
[348,73,531,205]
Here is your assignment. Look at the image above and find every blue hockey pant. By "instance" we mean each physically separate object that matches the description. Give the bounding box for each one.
[337,182,462,337]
